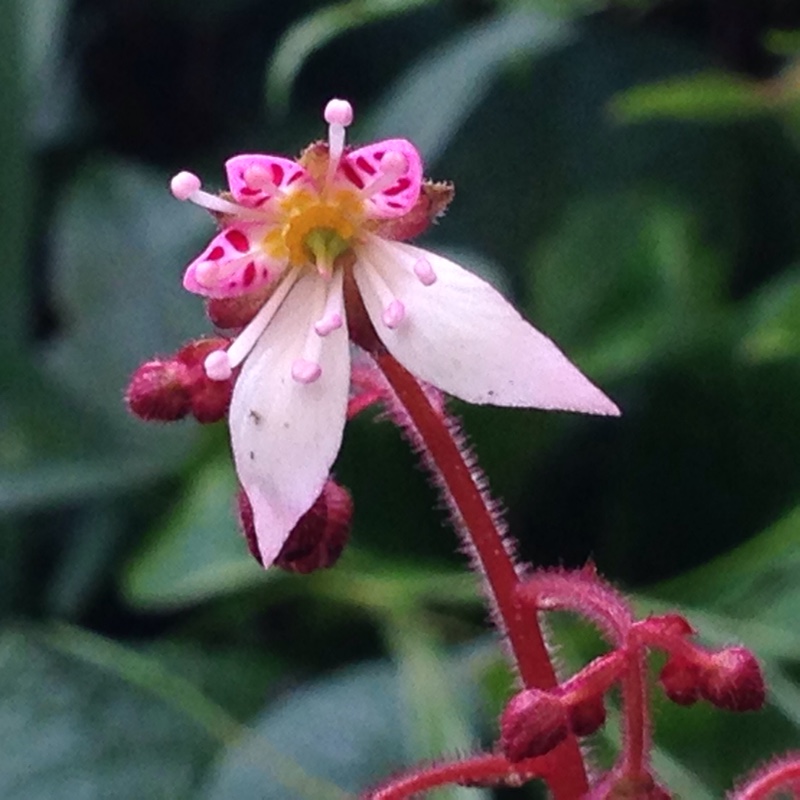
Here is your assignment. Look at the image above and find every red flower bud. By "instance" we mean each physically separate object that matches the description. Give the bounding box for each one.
[699,646,765,712]
[643,614,695,638]
[176,337,234,423]
[237,479,353,573]
[206,287,270,330]
[126,359,191,421]
[568,694,607,737]
[500,688,569,762]
[659,656,701,706]
[275,479,353,573]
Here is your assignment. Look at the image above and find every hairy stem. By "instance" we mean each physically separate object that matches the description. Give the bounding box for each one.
[374,351,589,798]
[362,753,546,800]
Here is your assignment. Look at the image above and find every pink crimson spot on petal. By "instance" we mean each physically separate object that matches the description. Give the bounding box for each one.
[355,156,377,175]
[340,161,365,189]
[225,230,250,252]
[287,172,303,185]
[242,262,256,287]
[207,246,225,261]
[383,178,411,196]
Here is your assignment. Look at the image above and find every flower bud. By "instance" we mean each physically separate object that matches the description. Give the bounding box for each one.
[126,359,191,421]
[175,337,234,423]
[206,288,270,330]
[500,688,569,762]
[236,487,262,565]
[659,656,701,706]
[274,479,353,573]
[699,646,765,711]
[568,694,606,737]
[237,480,353,572]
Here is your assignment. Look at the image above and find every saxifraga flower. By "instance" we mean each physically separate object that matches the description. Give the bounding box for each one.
[168,99,620,566]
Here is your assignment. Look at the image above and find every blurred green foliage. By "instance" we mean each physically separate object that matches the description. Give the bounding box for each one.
[3,0,800,796]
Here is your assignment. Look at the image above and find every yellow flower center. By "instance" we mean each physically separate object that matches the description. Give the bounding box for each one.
[264,187,365,271]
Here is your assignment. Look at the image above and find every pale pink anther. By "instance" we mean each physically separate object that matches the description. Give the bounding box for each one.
[292,358,322,384]
[413,257,437,286]
[244,164,279,192]
[314,312,343,337]
[324,99,354,127]
[205,350,233,381]
[380,150,408,175]
[195,261,221,287]
[382,299,406,329]
[360,151,410,199]
[325,99,354,180]
[171,171,202,201]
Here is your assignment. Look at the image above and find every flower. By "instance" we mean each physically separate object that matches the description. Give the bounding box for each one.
[170,99,619,566]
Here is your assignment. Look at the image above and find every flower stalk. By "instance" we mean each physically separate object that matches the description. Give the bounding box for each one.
[372,348,590,797]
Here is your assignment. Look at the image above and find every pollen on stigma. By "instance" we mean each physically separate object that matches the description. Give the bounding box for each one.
[169,98,420,385]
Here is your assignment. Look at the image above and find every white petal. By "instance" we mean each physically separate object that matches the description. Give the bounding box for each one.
[354,236,619,415]
[228,273,351,565]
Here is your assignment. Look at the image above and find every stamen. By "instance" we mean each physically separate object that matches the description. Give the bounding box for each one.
[170,171,201,200]
[382,299,406,329]
[291,359,322,384]
[324,98,354,186]
[210,270,300,377]
[204,350,233,381]
[314,269,345,336]
[291,275,336,384]
[413,256,437,286]
[365,265,407,330]
[360,151,409,199]
[169,171,267,220]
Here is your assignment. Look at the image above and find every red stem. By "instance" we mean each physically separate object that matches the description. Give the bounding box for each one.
[375,351,589,798]
[731,754,800,800]
[363,753,547,800]
[621,648,648,780]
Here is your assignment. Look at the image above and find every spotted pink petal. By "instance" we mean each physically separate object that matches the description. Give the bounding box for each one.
[225,154,310,208]
[228,272,351,566]
[339,139,422,219]
[354,236,620,415]
[182,225,282,298]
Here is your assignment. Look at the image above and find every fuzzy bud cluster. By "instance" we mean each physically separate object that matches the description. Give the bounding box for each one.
[126,337,235,423]
[500,653,617,761]
[660,645,765,712]
[237,478,353,572]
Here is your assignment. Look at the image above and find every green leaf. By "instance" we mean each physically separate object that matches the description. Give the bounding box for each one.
[123,458,268,610]
[265,0,434,115]
[652,501,800,631]
[611,71,775,123]
[531,191,727,377]
[739,265,800,362]
[0,627,218,799]
[386,617,490,800]
[202,662,397,800]
[45,158,208,455]
[366,9,571,164]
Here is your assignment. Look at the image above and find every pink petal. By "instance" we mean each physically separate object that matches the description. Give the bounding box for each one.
[354,237,620,415]
[339,139,422,219]
[228,273,351,566]
[183,225,283,298]
[225,154,310,208]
